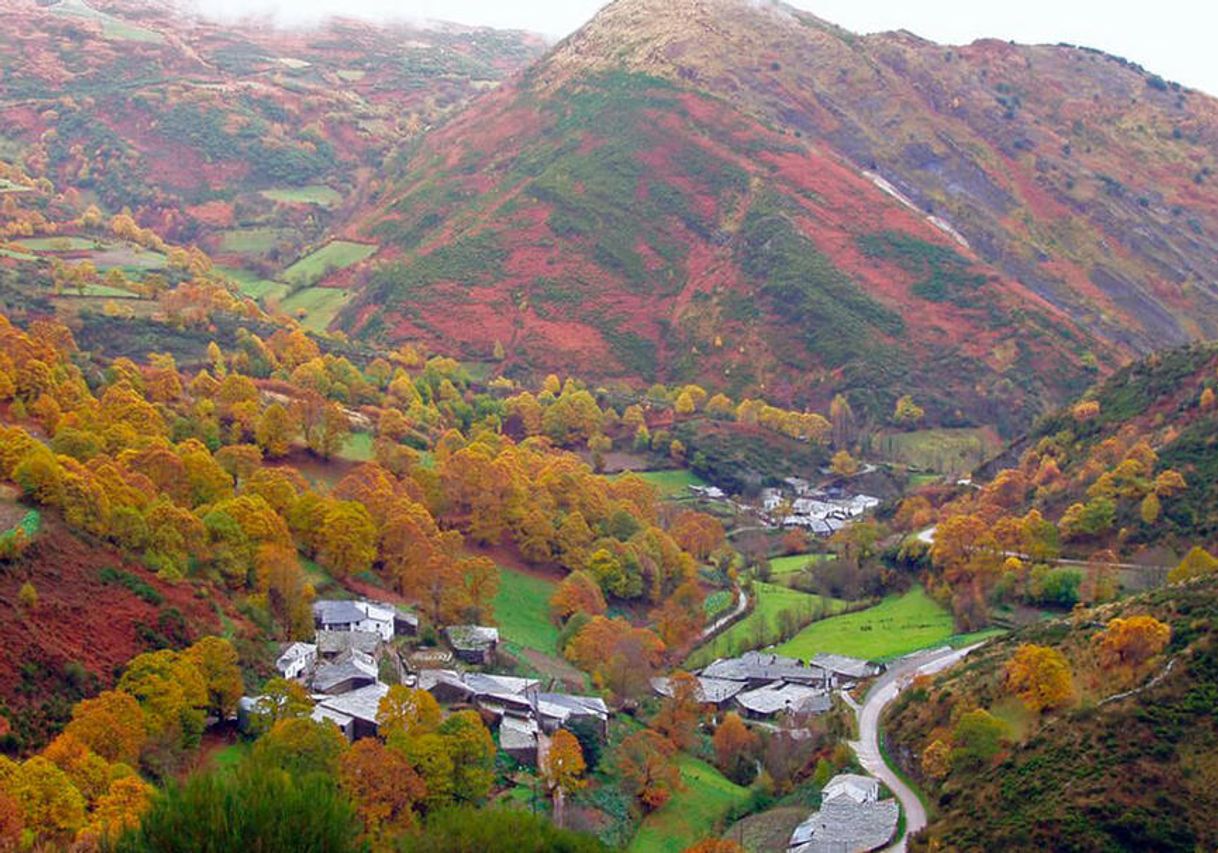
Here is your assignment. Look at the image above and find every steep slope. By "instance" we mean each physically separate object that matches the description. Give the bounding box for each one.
[885,578,1218,851]
[0,0,545,263]
[340,0,1218,434]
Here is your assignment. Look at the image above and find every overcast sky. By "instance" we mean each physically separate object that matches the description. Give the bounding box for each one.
[191,0,1218,97]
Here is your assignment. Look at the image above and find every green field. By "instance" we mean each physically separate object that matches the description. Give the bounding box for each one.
[769,552,833,577]
[687,582,844,668]
[0,179,31,193]
[777,587,966,661]
[872,428,1000,476]
[278,287,353,332]
[492,566,560,654]
[261,185,343,207]
[50,0,164,42]
[78,283,139,298]
[0,248,37,261]
[282,241,377,287]
[15,237,99,251]
[618,469,707,498]
[220,267,291,302]
[218,228,293,255]
[628,755,751,853]
[338,432,374,463]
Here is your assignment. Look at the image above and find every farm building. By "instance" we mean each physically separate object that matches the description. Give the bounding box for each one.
[313,599,396,641]
[650,675,747,710]
[734,682,832,720]
[700,651,829,689]
[275,642,317,680]
[316,629,382,660]
[311,650,379,695]
[311,682,390,741]
[445,625,499,664]
[788,773,898,853]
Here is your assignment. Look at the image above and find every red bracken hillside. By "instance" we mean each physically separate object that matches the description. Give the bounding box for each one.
[0,0,545,262]
[337,0,1218,434]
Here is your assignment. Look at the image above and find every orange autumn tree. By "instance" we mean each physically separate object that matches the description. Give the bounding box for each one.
[543,729,587,797]
[712,712,759,784]
[1004,644,1074,713]
[338,738,427,844]
[616,730,682,812]
[565,616,666,701]
[1096,616,1171,671]
[63,691,146,767]
[653,672,704,750]
[550,570,607,623]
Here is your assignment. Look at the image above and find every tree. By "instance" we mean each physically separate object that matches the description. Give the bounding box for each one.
[317,501,376,578]
[255,403,297,458]
[183,637,243,720]
[550,571,608,622]
[674,390,696,416]
[1168,546,1218,583]
[615,730,681,812]
[80,775,154,845]
[830,449,859,477]
[948,709,1007,772]
[892,395,924,427]
[9,756,85,844]
[437,711,496,805]
[17,581,37,611]
[377,686,441,740]
[250,678,313,734]
[712,712,759,785]
[653,672,704,750]
[338,738,426,843]
[683,841,746,853]
[921,738,951,780]
[1004,644,1074,712]
[543,729,587,797]
[64,691,146,766]
[115,761,361,852]
[396,806,606,853]
[1096,616,1171,670]
[253,717,348,777]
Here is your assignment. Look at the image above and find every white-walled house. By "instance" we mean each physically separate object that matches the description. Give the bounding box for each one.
[275,642,317,680]
[313,600,395,641]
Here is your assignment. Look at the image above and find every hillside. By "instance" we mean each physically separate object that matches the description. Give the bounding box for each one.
[885,577,1218,851]
[0,0,545,268]
[336,0,1218,434]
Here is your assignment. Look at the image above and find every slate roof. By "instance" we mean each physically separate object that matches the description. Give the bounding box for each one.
[463,672,538,696]
[735,682,832,716]
[446,625,499,651]
[788,796,898,852]
[317,629,381,656]
[537,692,609,722]
[314,682,390,724]
[822,774,879,804]
[810,654,880,680]
[311,650,378,693]
[310,705,355,730]
[313,600,367,625]
[276,642,316,669]
[499,715,539,753]
[701,651,826,684]
[651,675,746,705]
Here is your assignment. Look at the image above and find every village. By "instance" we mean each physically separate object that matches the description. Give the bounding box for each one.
[234,593,901,852]
[691,476,881,537]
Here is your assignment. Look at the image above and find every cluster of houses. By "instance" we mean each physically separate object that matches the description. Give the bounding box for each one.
[762,479,880,535]
[788,773,899,853]
[239,598,607,765]
[651,650,882,721]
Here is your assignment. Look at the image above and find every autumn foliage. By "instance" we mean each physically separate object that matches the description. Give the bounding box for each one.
[1004,644,1074,712]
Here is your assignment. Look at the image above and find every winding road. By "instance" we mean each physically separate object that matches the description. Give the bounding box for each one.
[848,644,984,852]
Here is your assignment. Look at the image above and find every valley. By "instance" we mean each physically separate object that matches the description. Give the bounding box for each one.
[0,0,1215,851]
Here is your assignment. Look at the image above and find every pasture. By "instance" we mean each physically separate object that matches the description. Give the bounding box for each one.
[218,228,293,255]
[686,582,844,668]
[492,566,560,654]
[261,185,342,207]
[617,469,707,498]
[277,287,352,332]
[282,241,377,287]
[777,586,979,661]
[627,755,751,853]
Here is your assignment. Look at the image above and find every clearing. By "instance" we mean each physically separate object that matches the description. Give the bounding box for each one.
[338,432,374,463]
[261,185,342,207]
[492,566,560,655]
[627,755,751,853]
[282,241,377,287]
[277,287,353,332]
[871,427,1001,476]
[769,552,833,577]
[616,469,707,498]
[49,0,164,42]
[687,582,844,668]
[218,227,293,256]
[776,587,1000,661]
[220,267,291,303]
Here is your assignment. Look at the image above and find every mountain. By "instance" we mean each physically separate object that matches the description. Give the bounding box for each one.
[334,0,1218,435]
[0,0,545,267]
[885,577,1218,851]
